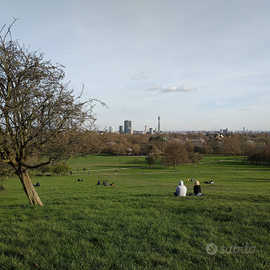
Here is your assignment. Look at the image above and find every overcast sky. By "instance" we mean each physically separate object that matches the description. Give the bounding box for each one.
[1,0,270,132]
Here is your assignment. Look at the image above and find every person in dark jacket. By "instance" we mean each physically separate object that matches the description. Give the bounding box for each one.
[193,180,202,196]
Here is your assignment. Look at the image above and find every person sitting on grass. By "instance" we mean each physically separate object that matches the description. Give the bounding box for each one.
[174,180,187,196]
[193,180,202,196]
[103,181,109,186]
[204,180,214,184]
[110,182,115,186]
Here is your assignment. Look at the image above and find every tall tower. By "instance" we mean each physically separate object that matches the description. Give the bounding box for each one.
[124,120,132,133]
[158,116,160,132]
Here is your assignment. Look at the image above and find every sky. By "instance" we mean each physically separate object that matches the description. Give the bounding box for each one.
[1,0,270,132]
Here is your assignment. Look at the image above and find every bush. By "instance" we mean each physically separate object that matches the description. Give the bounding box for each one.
[50,164,71,175]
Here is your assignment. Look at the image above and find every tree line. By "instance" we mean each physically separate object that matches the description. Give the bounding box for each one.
[100,131,270,167]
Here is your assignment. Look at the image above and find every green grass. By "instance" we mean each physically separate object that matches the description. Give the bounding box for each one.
[1,156,270,269]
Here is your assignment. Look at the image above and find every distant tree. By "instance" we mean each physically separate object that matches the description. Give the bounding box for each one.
[242,141,256,156]
[141,143,158,156]
[248,152,261,164]
[0,20,104,205]
[189,152,203,163]
[39,164,51,176]
[107,144,126,155]
[151,144,159,155]
[207,138,222,154]
[76,131,106,156]
[184,140,194,153]
[249,145,270,165]
[50,164,71,176]
[132,144,141,155]
[164,141,189,169]
[146,155,156,167]
[195,144,213,154]
[261,145,270,165]
[222,136,243,155]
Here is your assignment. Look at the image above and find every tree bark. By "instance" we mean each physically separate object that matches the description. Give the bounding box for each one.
[18,170,44,206]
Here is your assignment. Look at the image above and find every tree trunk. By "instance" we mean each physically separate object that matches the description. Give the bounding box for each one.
[18,170,44,206]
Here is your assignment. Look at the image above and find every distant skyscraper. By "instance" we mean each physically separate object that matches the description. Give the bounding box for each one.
[124,120,132,133]
[119,125,123,133]
[158,116,160,132]
[109,126,114,133]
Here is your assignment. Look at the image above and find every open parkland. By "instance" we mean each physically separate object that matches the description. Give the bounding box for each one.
[1,155,270,269]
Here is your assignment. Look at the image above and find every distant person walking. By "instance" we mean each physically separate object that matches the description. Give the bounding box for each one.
[174,180,187,196]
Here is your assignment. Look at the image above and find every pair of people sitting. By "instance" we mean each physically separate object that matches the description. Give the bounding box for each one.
[33,182,40,187]
[174,180,202,196]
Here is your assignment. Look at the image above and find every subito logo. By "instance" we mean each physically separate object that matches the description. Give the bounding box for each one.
[206,243,218,255]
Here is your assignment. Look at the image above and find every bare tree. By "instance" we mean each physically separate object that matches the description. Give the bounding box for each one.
[0,20,104,205]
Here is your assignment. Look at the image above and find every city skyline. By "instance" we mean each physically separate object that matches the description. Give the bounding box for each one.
[107,117,261,133]
[1,1,270,131]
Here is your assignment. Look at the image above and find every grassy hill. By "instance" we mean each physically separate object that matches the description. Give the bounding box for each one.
[0,155,269,269]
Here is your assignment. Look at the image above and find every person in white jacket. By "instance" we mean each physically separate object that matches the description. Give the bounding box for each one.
[174,180,187,196]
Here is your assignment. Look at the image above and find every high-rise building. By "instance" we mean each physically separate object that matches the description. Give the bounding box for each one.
[119,125,123,133]
[109,126,115,133]
[158,116,160,132]
[124,120,132,133]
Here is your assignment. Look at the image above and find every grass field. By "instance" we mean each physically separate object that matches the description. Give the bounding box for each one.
[1,155,270,269]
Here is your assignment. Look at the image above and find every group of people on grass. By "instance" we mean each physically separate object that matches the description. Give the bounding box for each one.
[97,180,115,186]
[174,180,202,197]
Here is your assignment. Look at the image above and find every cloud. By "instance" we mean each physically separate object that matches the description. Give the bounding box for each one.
[162,85,196,92]
[147,85,196,93]
[130,71,149,81]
